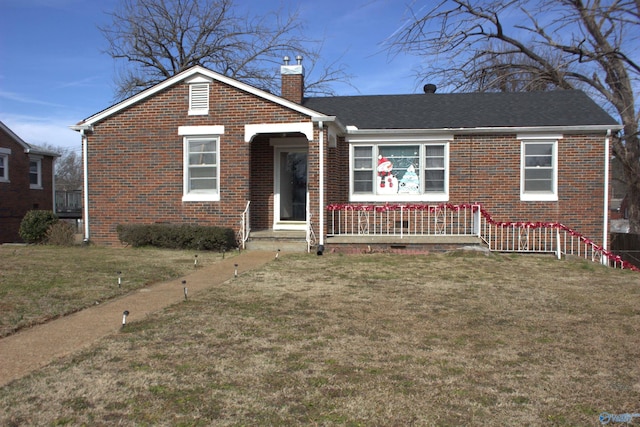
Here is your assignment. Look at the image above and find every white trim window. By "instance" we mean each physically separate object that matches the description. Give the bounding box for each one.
[179,125,224,202]
[29,155,42,189]
[519,134,559,201]
[183,136,220,201]
[350,139,450,202]
[0,147,9,182]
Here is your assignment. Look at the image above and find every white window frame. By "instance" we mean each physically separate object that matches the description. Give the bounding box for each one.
[348,135,451,203]
[519,134,560,202]
[29,155,42,189]
[0,147,10,182]
[179,125,224,202]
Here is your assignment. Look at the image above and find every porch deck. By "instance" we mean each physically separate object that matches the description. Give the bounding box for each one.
[244,229,481,254]
[238,203,637,270]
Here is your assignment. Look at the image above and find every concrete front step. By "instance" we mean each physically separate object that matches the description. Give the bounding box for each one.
[245,230,310,253]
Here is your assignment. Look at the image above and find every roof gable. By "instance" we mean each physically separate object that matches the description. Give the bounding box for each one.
[0,121,59,157]
[303,90,620,130]
[78,66,327,127]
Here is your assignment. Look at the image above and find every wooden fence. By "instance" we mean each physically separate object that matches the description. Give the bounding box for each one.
[610,233,640,269]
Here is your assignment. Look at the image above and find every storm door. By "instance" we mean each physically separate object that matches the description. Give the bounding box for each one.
[274,148,308,227]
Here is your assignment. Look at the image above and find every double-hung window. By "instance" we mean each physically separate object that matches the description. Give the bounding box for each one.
[350,137,450,202]
[29,155,42,189]
[179,125,224,202]
[0,148,9,182]
[519,134,559,201]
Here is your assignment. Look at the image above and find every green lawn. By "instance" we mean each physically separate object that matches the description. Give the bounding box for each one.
[1,247,639,426]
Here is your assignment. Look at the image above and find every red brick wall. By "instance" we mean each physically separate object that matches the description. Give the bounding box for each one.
[86,80,309,245]
[249,134,274,229]
[449,133,606,242]
[326,134,349,205]
[325,133,609,244]
[0,130,55,243]
[85,76,610,246]
[281,73,303,104]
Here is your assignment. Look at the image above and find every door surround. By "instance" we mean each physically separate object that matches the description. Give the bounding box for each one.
[272,138,308,230]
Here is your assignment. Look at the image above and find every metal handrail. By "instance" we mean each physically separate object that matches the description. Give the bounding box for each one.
[306,212,317,253]
[239,201,250,249]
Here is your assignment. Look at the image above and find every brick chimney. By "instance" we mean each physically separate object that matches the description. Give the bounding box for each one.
[281,55,304,104]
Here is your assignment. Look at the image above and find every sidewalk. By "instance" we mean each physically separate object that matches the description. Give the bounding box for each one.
[0,250,276,387]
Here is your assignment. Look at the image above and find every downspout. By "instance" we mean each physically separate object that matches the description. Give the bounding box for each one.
[317,121,325,255]
[82,129,90,243]
[602,129,611,265]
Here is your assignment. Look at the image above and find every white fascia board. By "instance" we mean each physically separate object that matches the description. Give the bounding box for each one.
[517,133,563,140]
[346,124,622,136]
[78,66,328,127]
[347,133,454,143]
[245,122,314,142]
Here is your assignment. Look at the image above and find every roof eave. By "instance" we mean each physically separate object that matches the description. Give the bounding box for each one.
[345,124,623,135]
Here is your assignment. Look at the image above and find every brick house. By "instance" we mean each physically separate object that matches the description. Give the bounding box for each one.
[0,121,59,243]
[72,61,621,254]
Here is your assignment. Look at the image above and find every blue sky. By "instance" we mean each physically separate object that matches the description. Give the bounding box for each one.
[0,0,422,152]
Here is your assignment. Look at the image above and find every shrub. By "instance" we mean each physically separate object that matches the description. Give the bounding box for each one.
[116,223,237,251]
[19,210,59,244]
[45,221,76,246]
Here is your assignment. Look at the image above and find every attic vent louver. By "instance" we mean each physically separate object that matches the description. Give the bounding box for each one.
[189,83,209,115]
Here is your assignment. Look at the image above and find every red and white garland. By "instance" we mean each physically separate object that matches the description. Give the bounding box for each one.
[326,203,639,271]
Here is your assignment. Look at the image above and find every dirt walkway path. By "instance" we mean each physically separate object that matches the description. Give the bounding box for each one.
[0,250,275,388]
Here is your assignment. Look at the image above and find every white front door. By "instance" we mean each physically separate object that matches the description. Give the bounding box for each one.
[274,147,308,229]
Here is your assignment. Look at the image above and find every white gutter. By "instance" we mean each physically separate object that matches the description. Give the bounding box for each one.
[69,124,92,242]
[317,120,325,254]
[602,129,611,265]
[345,124,623,136]
[82,129,89,242]
[311,117,337,255]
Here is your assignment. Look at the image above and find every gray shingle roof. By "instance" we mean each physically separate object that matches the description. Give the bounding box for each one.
[302,90,619,129]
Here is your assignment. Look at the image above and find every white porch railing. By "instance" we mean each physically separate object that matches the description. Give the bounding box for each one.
[327,203,479,238]
[238,201,251,249]
[326,203,638,271]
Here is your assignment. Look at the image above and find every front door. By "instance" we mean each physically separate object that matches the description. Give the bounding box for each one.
[274,148,307,229]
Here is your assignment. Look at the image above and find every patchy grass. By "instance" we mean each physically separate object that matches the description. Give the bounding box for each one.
[1,250,639,426]
[0,245,229,337]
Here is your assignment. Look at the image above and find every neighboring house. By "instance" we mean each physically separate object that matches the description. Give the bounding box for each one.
[72,62,621,254]
[0,121,59,243]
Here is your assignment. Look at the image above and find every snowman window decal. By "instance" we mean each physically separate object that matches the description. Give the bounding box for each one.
[377,155,398,194]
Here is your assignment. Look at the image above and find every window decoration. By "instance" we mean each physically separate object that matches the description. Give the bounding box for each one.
[350,142,448,202]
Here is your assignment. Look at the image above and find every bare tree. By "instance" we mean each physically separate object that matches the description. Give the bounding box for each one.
[55,150,83,192]
[99,0,351,100]
[36,144,83,192]
[390,0,640,232]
